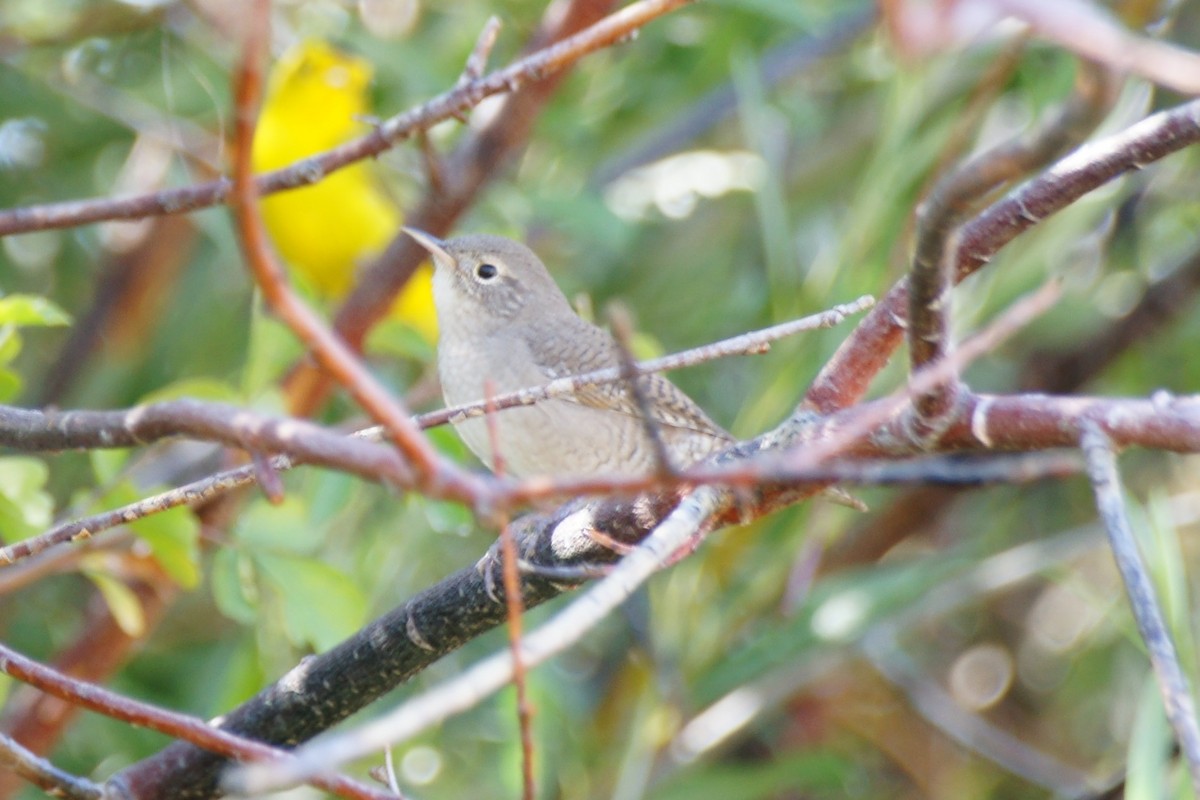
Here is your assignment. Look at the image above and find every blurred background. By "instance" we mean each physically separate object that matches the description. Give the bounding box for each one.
[2,0,1200,797]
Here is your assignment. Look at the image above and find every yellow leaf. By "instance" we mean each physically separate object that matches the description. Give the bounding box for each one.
[252,39,437,343]
[86,571,146,637]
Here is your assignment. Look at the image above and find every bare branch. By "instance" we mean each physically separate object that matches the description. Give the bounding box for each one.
[0,731,102,800]
[423,296,874,430]
[459,16,504,85]
[0,0,692,238]
[224,280,1069,794]
[1081,423,1200,794]
[0,299,871,566]
[0,642,398,800]
[296,0,635,411]
[226,6,481,504]
[0,402,411,488]
[609,303,676,475]
[906,61,1116,434]
[482,379,537,800]
[227,485,730,794]
[807,95,1200,414]
[997,0,1200,94]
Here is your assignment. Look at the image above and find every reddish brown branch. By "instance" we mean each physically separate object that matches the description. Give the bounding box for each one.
[484,382,536,800]
[806,94,1200,414]
[0,561,172,800]
[226,1,481,503]
[0,731,101,800]
[0,642,395,800]
[104,379,1200,799]
[907,61,1117,432]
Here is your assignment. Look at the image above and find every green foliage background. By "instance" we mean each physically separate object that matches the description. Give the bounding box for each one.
[2,1,1200,798]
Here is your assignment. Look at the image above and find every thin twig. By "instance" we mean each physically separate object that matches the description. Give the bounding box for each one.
[0,0,691,238]
[906,61,1117,436]
[300,0,672,412]
[1081,423,1200,795]
[608,303,676,475]
[0,642,398,800]
[0,731,103,800]
[140,386,1190,796]
[459,16,504,85]
[808,92,1200,415]
[424,296,875,429]
[996,0,1200,94]
[484,380,537,800]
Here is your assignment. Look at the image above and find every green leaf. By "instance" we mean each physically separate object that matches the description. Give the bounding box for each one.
[241,302,305,398]
[255,553,367,651]
[137,377,242,405]
[128,505,201,588]
[212,634,267,713]
[0,294,70,326]
[1125,675,1170,800]
[307,470,360,528]
[234,496,324,555]
[365,317,435,362]
[0,368,21,403]
[0,326,22,364]
[211,548,259,625]
[651,751,853,800]
[0,456,53,542]
[86,570,146,637]
[91,449,134,486]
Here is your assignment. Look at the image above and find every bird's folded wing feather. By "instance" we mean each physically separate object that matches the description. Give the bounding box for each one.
[523,318,732,442]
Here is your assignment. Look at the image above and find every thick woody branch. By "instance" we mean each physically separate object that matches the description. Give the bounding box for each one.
[107,517,570,800]
[230,485,730,793]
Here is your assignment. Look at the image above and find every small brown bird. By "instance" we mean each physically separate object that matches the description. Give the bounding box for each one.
[404,228,732,478]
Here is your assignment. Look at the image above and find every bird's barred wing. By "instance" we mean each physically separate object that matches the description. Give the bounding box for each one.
[523,318,732,444]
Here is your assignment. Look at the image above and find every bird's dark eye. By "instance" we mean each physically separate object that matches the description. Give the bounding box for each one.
[476,263,499,280]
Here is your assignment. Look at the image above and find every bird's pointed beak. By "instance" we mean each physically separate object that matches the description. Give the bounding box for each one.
[402,227,456,272]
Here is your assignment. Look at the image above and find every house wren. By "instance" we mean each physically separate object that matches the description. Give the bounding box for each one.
[404,228,732,478]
